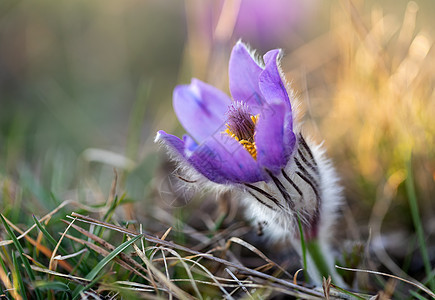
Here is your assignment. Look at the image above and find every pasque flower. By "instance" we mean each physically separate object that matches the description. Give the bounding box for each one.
[156,41,344,286]
[157,42,295,184]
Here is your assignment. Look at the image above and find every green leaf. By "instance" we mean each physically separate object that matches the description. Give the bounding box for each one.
[72,234,143,298]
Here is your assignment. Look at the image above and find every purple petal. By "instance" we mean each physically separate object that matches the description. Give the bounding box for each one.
[183,134,198,155]
[255,102,295,173]
[284,123,296,159]
[259,49,294,134]
[155,130,186,158]
[188,133,266,184]
[229,42,265,113]
[173,78,231,143]
[258,49,291,106]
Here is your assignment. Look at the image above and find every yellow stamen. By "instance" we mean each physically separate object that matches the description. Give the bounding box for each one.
[240,140,257,159]
[224,114,259,160]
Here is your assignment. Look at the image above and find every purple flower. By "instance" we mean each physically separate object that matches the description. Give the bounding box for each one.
[156,42,346,286]
[156,41,296,185]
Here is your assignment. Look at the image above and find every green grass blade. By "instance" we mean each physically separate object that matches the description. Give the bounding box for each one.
[72,233,143,298]
[35,281,71,292]
[0,214,42,300]
[306,240,331,281]
[409,290,429,300]
[297,213,308,281]
[32,215,66,253]
[405,158,435,291]
[85,234,142,280]
[331,284,367,300]
[12,250,28,300]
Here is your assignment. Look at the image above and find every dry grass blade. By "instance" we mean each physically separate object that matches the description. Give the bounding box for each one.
[227,237,293,279]
[160,226,172,241]
[62,234,110,256]
[225,267,251,299]
[335,265,435,298]
[253,262,274,273]
[159,248,171,300]
[31,265,90,285]
[147,227,173,272]
[170,278,271,290]
[323,276,332,299]
[49,217,76,271]
[294,269,304,285]
[113,281,165,292]
[54,248,87,261]
[70,213,138,236]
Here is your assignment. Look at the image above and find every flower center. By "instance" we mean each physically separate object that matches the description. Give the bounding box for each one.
[224,102,258,159]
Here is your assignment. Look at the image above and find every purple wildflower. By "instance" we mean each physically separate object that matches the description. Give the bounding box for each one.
[156,41,296,184]
[156,41,345,286]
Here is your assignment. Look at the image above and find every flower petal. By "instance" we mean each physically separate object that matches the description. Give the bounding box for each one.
[255,102,295,174]
[155,130,186,158]
[173,78,231,142]
[259,48,294,137]
[188,133,266,184]
[183,134,198,156]
[229,41,265,112]
[258,49,291,108]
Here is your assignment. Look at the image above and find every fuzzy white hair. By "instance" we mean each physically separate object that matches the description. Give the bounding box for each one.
[238,133,344,286]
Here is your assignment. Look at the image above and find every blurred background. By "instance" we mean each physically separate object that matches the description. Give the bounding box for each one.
[0,0,434,294]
